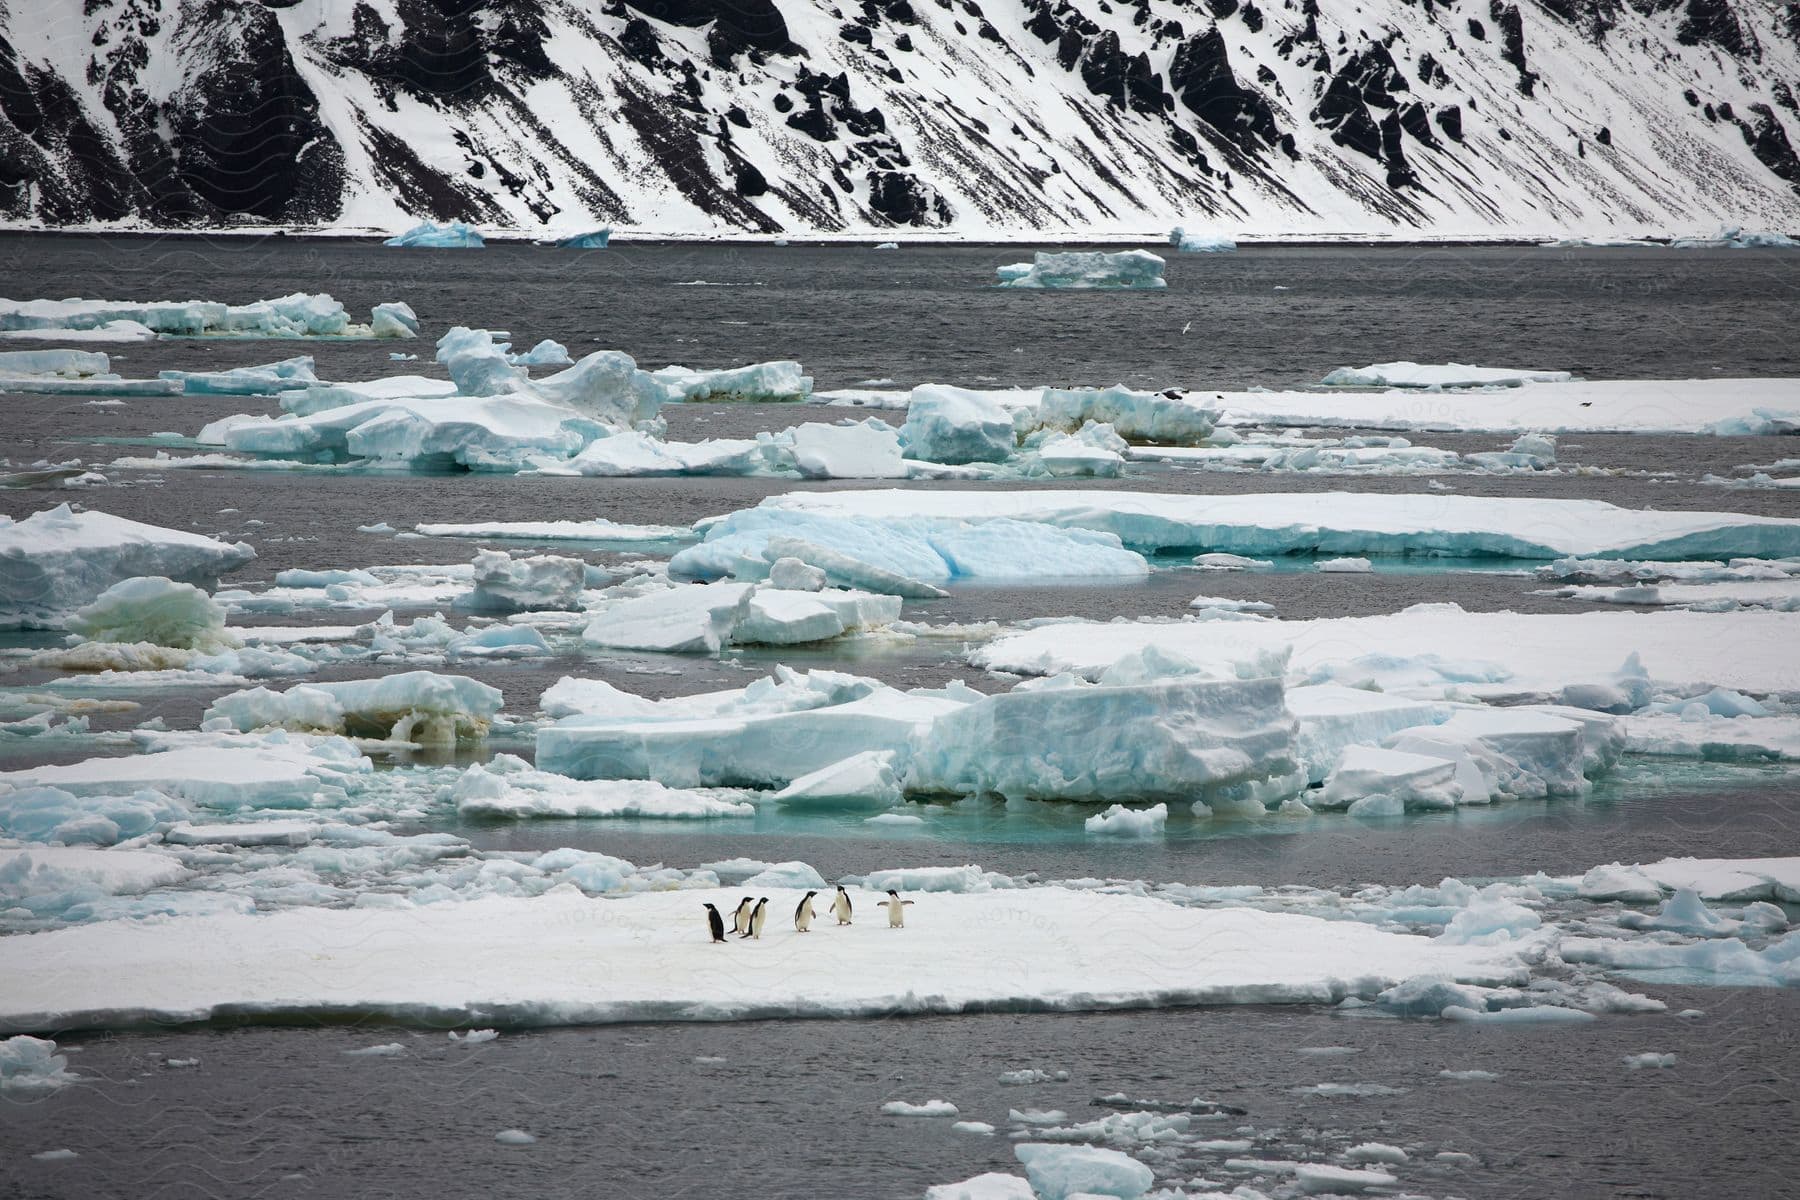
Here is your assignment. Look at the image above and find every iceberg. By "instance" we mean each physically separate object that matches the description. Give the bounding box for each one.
[996,250,1166,289]
[906,676,1299,803]
[66,576,236,651]
[0,348,111,377]
[1036,385,1218,442]
[159,356,320,395]
[1026,422,1128,477]
[1169,226,1237,253]
[900,385,1017,464]
[1286,685,1448,783]
[0,1035,81,1091]
[785,420,906,479]
[1321,362,1575,389]
[1671,226,1799,249]
[1386,709,1598,803]
[0,294,416,339]
[384,220,485,248]
[553,228,611,249]
[461,549,587,613]
[204,672,502,745]
[754,489,1800,561]
[1014,1143,1154,1200]
[1084,802,1169,836]
[671,508,1149,586]
[774,750,905,808]
[652,360,811,402]
[1,505,255,626]
[537,431,772,477]
[0,883,1528,1032]
[1316,746,1466,812]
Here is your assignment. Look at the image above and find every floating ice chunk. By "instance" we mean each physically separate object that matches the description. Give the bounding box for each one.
[1625,714,1800,762]
[1,505,254,627]
[204,672,502,745]
[0,294,412,339]
[508,339,573,367]
[0,1035,81,1091]
[1317,746,1465,812]
[1316,557,1372,573]
[385,221,484,248]
[1467,431,1558,471]
[0,786,188,846]
[998,1067,1069,1084]
[757,536,948,597]
[1038,385,1218,443]
[1438,894,1541,944]
[767,556,827,591]
[901,385,1016,464]
[776,751,904,808]
[1577,864,1669,903]
[741,862,828,889]
[1441,1004,1595,1024]
[554,228,611,249]
[882,1096,959,1117]
[1293,1164,1397,1194]
[785,420,905,478]
[1377,975,1492,1016]
[1618,890,1737,937]
[863,865,990,893]
[1189,595,1273,613]
[67,576,236,653]
[652,360,811,403]
[583,581,754,653]
[1321,362,1574,389]
[1169,227,1236,253]
[494,1128,536,1144]
[542,431,771,476]
[160,356,319,395]
[1029,422,1128,477]
[1342,1143,1408,1165]
[1672,226,1799,249]
[997,250,1166,290]
[1015,1142,1154,1200]
[1194,553,1274,571]
[0,847,191,924]
[370,302,419,339]
[461,549,586,613]
[907,676,1298,803]
[1439,1068,1499,1081]
[415,518,688,544]
[449,1029,500,1043]
[736,589,849,646]
[1084,803,1168,836]
[1285,686,1447,784]
[1624,1053,1677,1069]
[454,760,752,819]
[0,740,364,810]
[1386,709,1595,803]
[927,1173,1032,1200]
[0,348,112,377]
[448,625,552,658]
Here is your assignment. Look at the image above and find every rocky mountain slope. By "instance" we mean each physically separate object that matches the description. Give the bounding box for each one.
[2,0,1798,236]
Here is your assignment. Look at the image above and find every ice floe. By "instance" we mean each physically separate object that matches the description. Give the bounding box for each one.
[0,294,417,340]
[384,220,485,248]
[996,250,1166,289]
[0,1035,81,1091]
[203,672,502,745]
[1170,226,1237,253]
[461,549,589,613]
[453,757,752,820]
[412,518,690,544]
[1,505,254,627]
[159,356,321,395]
[652,359,811,403]
[900,385,1018,463]
[1320,362,1575,388]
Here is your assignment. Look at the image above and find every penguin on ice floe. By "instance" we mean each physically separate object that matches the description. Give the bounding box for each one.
[731,896,754,935]
[831,885,853,926]
[740,897,769,940]
[703,903,727,943]
[794,890,818,932]
[883,889,914,929]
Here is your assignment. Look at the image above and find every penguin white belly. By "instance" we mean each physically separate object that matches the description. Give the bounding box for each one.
[885,898,905,928]
[832,894,852,925]
[795,902,814,932]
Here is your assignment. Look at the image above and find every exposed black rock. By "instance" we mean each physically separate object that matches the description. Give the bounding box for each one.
[1168,25,1284,153]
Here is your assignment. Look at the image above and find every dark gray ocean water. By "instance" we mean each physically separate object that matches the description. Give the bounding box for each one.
[2,237,1799,1198]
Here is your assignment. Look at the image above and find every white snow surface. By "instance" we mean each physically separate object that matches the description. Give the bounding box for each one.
[0,885,1526,1032]
[1321,362,1575,388]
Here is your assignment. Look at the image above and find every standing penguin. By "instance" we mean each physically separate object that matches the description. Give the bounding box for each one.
[702,902,727,944]
[731,896,754,936]
[794,890,818,932]
[831,884,853,926]
[883,889,915,929]
[741,897,768,940]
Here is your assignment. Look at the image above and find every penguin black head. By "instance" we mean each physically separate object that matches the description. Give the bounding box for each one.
[803,890,817,899]
[703,902,718,911]
[887,889,899,898]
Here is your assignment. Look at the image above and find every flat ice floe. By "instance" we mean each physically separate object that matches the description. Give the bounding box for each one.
[1,505,255,626]
[0,885,1525,1033]
[750,489,1800,561]
[1320,362,1575,388]
[996,250,1166,289]
[1208,377,1800,435]
[974,605,1800,699]
[0,294,417,340]
[412,518,691,544]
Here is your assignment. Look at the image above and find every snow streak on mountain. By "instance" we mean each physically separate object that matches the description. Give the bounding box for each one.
[2,0,1798,237]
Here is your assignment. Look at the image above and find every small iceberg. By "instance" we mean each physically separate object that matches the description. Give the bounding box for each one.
[553,228,611,249]
[996,250,1166,289]
[385,221,485,249]
[1169,226,1236,253]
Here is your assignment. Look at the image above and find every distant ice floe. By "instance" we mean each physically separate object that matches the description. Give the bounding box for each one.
[0,295,417,340]
[552,228,611,249]
[0,347,181,396]
[412,518,691,544]
[203,671,503,746]
[996,250,1166,289]
[1321,361,1576,388]
[1669,226,1798,249]
[743,489,1800,561]
[0,505,255,628]
[384,220,485,248]
[1168,226,1236,253]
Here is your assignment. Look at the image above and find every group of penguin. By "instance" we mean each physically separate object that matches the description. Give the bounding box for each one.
[702,884,914,942]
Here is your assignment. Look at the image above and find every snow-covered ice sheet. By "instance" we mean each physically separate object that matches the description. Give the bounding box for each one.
[974,605,1800,698]
[750,489,1800,561]
[0,736,368,809]
[1210,378,1800,435]
[412,518,690,544]
[1,505,255,626]
[0,884,1526,1032]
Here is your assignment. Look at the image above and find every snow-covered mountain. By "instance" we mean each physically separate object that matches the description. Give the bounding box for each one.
[2,0,1798,238]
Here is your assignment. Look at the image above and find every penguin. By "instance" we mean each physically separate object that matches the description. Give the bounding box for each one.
[831,884,853,926]
[741,897,768,940]
[731,896,753,935]
[794,890,818,933]
[703,902,727,944]
[883,889,915,929]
